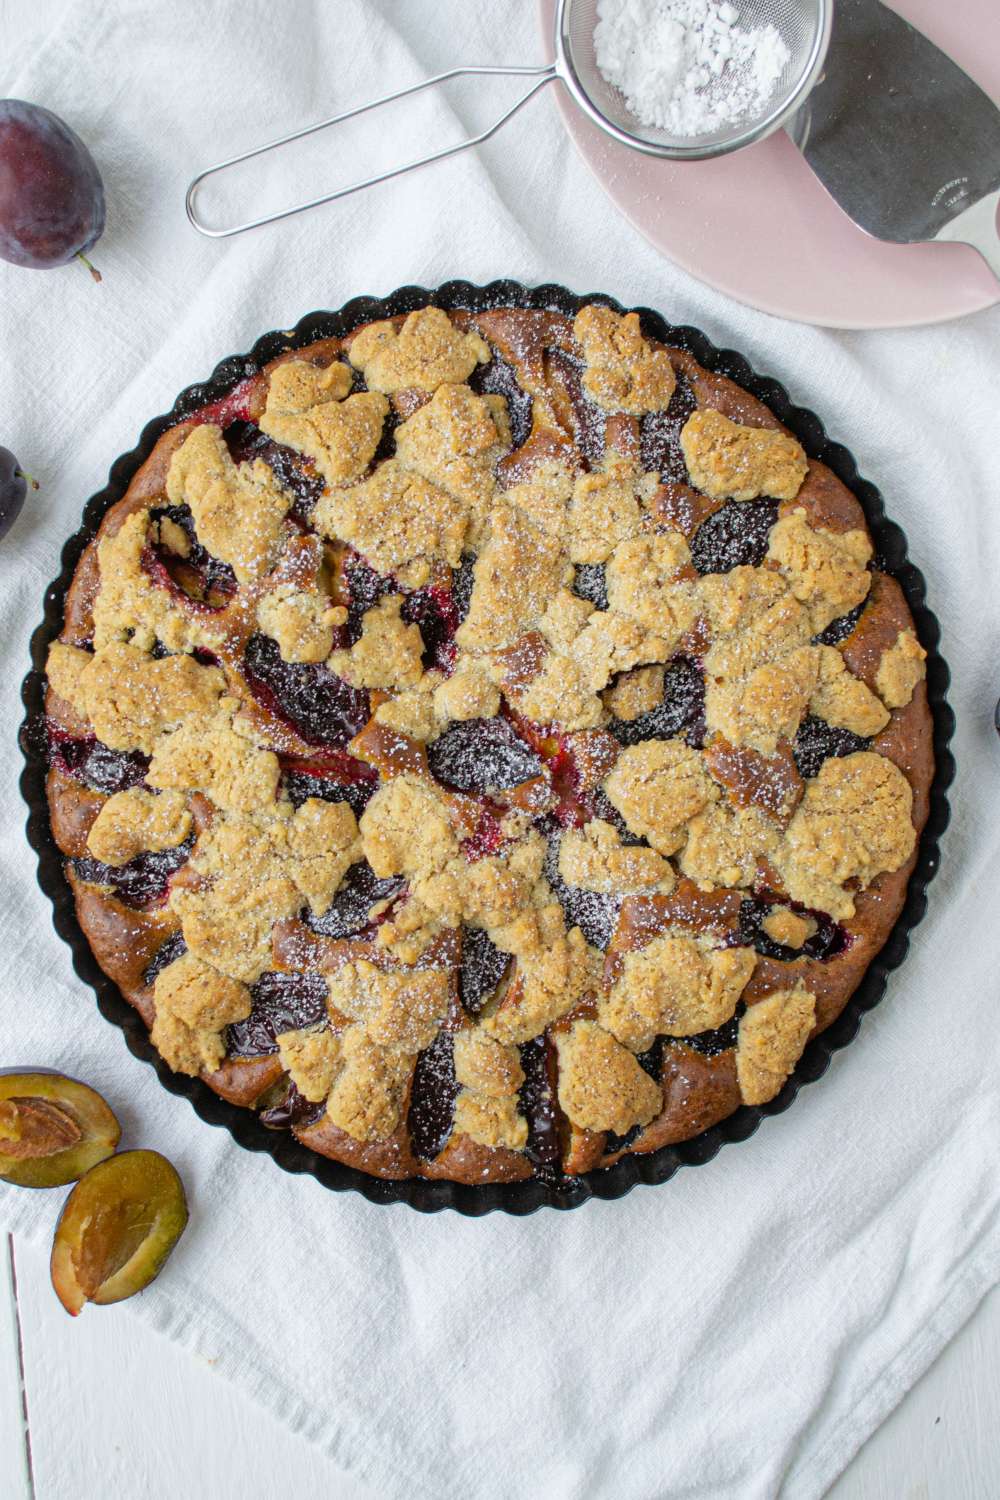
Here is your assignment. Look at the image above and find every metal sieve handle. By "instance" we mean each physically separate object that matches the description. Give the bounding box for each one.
[933,189,1000,284]
[185,64,557,239]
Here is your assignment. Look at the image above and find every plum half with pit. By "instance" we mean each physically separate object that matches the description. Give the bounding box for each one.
[0,99,105,280]
[50,1149,188,1315]
[0,1071,120,1189]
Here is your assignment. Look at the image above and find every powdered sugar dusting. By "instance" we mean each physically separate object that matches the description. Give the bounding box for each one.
[594,0,791,137]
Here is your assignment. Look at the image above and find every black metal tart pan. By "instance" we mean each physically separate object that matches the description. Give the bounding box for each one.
[18,280,955,1216]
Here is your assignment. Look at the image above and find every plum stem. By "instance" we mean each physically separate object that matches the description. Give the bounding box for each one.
[14,469,39,491]
[74,251,102,284]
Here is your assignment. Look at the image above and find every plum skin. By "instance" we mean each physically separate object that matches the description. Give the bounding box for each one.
[0,446,32,540]
[0,1071,120,1188]
[0,99,105,270]
[50,1149,189,1315]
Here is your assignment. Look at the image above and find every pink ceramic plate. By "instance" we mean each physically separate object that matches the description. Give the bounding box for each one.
[538,0,1000,327]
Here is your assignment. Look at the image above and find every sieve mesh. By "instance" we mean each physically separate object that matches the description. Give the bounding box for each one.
[558,0,830,156]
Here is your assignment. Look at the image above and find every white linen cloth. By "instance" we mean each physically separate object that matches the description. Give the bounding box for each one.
[1,4,998,1497]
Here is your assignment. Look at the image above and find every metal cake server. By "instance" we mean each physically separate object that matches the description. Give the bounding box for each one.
[787,0,1000,280]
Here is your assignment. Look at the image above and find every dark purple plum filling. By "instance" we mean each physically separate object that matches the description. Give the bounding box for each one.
[259,1081,326,1130]
[282,768,377,817]
[638,374,696,482]
[451,553,476,624]
[458,925,510,1015]
[572,563,609,611]
[400,584,459,673]
[242,632,370,748]
[343,555,395,642]
[518,1035,561,1178]
[147,504,237,606]
[608,655,706,750]
[469,351,533,451]
[49,730,149,796]
[223,419,325,524]
[73,836,194,910]
[226,971,329,1058]
[685,1005,743,1058]
[793,715,871,780]
[813,599,867,646]
[407,1030,457,1161]
[427,716,542,794]
[304,861,404,939]
[142,930,187,988]
[545,347,606,468]
[690,497,779,575]
[738,897,847,962]
[543,828,619,952]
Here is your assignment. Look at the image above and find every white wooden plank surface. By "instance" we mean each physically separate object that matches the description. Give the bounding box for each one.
[4,1231,999,1499]
[1,1238,33,1500]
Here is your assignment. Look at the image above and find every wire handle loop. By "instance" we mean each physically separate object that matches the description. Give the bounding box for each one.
[186,64,557,238]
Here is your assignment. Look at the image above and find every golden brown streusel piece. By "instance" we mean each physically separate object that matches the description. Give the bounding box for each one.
[151,952,252,1077]
[809,646,890,737]
[603,665,664,722]
[277,798,362,915]
[54,642,226,756]
[555,1020,662,1135]
[148,715,281,814]
[875,629,927,709]
[360,775,460,881]
[482,905,594,1045]
[453,1028,525,1097]
[90,511,209,656]
[453,1091,529,1151]
[166,424,290,584]
[86,787,192,867]
[573,306,676,416]
[696,563,790,637]
[325,1025,414,1142]
[327,594,426,691]
[767,508,872,633]
[432,662,500,722]
[374,897,445,965]
[455,501,568,652]
[261,360,387,487]
[679,801,781,891]
[348,306,489,393]
[512,649,604,732]
[736,986,816,1105]
[774,751,916,920]
[707,646,819,755]
[605,532,697,638]
[316,460,468,590]
[276,1027,343,1103]
[537,589,594,653]
[558,819,674,895]
[601,932,755,1052]
[326,960,450,1052]
[373,680,442,742]
[603,739,718,856]
[680,408,808,502]
[568,455,643,563]
[504,459,576,540]
[761,908,816,950]
[394,382,508,542]
[257,584,346,664]
[416,832,547,930]
[574,609,674,692]
[46,642,95,715]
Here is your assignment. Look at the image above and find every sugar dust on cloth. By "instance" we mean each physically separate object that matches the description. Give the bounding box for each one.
[594,0,791,135]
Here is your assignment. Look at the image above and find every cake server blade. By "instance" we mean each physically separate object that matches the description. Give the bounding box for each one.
[788,0,1000,279]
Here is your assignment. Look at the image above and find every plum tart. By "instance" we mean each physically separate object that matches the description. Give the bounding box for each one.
[40,299,934,1188]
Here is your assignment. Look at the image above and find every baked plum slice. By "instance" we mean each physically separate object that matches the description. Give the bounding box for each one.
[50,1149,188,1315]
[0,1072,120,1188]
[427,716,542,794]
[242,632,370,748]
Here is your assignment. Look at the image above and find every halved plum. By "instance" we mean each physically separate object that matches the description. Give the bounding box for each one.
[0,1072,120,1188]
[50,1149,188,1315]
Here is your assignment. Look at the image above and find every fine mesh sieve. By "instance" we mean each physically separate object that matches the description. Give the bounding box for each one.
[186,0,832,237]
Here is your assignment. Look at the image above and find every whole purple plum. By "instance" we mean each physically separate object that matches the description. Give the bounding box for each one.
[0,99,105,280]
